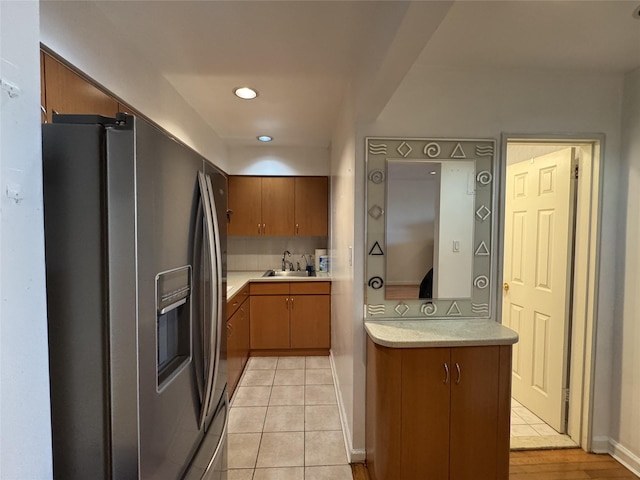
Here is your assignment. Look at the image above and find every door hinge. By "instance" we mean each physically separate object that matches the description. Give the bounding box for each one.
[574,164,579,179]
[564,388,570,402]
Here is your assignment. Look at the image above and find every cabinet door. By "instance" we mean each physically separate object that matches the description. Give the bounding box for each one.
[228,176,262,235]
[42,53,118,123]
[400,348,451,480]
[250,295,290,349]
[289,295,330,349]
[238,301,251,370]
[449,346,501,480]
[294,177,328,236]
[227,314,240,395]
[261,177,294,235]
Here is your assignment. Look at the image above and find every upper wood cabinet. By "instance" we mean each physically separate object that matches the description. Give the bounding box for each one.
[294,176,328,236]
[228,176,328,236]
[41,53,119,123]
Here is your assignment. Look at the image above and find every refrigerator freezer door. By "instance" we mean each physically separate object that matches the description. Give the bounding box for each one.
[108,117,205,479]
[183,392,228,480]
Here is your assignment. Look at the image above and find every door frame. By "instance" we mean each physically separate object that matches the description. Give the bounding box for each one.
[497,133,604,451]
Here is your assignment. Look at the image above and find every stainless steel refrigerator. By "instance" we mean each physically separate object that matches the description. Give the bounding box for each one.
[42,114,228,480]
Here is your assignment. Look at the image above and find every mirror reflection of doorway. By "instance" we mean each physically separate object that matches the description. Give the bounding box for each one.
[503,138,600,450]
[385,160,475,300]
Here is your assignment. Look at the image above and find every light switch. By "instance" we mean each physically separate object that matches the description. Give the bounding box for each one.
[453,240,460,252]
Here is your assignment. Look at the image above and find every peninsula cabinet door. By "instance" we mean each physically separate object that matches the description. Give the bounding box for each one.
[449,346,510,480]
[401,348,451,480]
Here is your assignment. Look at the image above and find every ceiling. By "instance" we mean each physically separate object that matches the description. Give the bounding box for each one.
[89,1,640,149]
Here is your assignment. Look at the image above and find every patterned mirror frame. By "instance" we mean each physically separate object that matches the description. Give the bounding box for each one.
[365,137,497,320]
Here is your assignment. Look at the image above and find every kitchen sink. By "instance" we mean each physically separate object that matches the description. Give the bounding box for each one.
[263,270,315,277]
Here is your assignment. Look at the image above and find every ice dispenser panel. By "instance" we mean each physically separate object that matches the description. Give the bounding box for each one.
[156,266,191,390]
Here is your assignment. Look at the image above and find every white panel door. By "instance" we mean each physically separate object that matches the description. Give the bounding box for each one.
[503,147,575,432]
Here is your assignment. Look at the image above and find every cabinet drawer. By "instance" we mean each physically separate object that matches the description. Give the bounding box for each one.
[250,282,289,295]
[227,284,250,318]
[290,281,331,295]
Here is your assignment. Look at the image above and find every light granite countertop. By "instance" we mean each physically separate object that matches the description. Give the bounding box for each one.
[365,319,518,348]
[226,270,331,300]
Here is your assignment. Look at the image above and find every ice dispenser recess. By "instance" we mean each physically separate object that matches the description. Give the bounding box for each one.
[156,266,191,389]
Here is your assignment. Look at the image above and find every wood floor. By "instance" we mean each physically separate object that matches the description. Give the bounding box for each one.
[351,449,639,479]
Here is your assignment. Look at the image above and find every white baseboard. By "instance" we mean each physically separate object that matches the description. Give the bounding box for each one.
[329,351,365,463]
[609,438,640,477]
[590,436,640,477]
[591,436,611,454]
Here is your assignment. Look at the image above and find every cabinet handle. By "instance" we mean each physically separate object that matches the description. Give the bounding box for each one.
[291,298,294,309]
[455,362,461,385]
[443,363,449,384]
[285,297,289,308]
[257,223,261,234]
[262,223,266,234]
[227,323,233,336]
[296,223,299,234]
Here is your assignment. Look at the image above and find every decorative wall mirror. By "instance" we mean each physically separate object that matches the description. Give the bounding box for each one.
[365,137,497,319]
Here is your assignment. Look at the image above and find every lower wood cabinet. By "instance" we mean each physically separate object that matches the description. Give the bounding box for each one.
[366,338,511,480]
[227,285,250,397]
[250,281,331,354]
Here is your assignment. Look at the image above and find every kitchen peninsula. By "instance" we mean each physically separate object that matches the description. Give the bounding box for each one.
[365,319,517,480]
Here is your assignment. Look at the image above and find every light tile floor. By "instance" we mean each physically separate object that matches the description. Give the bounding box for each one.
[228,356,353,480]
[510,397,577,450]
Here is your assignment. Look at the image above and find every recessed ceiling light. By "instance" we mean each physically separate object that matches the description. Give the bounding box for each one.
[234,87,258,100]
[257,135,273,142]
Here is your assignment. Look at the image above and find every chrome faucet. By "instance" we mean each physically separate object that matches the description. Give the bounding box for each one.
[282,250,293,271]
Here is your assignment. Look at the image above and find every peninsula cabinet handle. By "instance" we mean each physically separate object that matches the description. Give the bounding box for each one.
[291,298,294,309]
[257,223,261,234]
[296,223,299,234]
[455,362,461,384]
[262,223,266,234]
[443,362,450,384]
[285,297,289,308]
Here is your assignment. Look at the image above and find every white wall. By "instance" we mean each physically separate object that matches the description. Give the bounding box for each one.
[227,145,330,176]
[39,1,229,172]
[0,1,53,478]
[359,65,623,450]
[329,92,369,460]
[610,67,640,471]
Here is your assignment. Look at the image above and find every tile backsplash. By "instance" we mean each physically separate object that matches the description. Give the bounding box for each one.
[227,236,328,272]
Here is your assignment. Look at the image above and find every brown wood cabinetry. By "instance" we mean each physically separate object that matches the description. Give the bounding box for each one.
[366,338,511,480]
[228,176,328,236]
[227,285,250,396]
[41,52,119,123]
[294,176,328,236]
[249,281,330,355]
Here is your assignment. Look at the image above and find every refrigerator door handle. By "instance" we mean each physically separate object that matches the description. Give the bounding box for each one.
[197,172,218,430]
[203,174,223,421]
[192,196,205,407]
